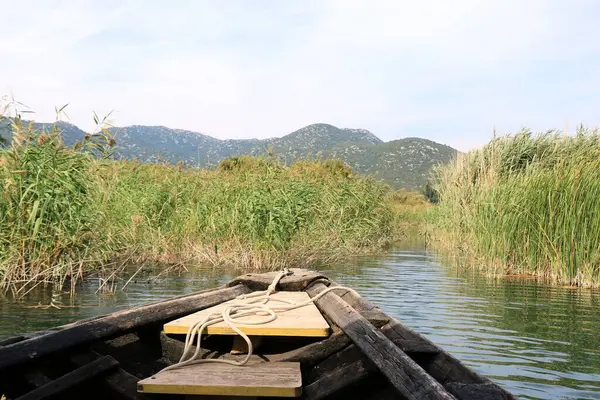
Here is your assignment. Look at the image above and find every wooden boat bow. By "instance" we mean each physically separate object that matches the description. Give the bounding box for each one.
[0,268,516,400]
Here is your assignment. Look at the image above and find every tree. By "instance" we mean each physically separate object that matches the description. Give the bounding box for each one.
[423,181,439,204]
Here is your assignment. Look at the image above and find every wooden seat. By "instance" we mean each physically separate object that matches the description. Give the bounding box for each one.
[137,362,302,397]
[163,291,330,337]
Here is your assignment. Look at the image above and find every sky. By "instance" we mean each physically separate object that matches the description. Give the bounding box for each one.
[1,0,599,151]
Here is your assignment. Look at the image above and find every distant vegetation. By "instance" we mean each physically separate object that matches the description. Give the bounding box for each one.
[0,116,402,292]
[1,121,457,191]
[430,127,600,287]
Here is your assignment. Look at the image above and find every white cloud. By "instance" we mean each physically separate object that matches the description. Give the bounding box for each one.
[1,0,599,150]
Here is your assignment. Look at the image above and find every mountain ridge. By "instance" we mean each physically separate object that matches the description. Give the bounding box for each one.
[0,121,457,190]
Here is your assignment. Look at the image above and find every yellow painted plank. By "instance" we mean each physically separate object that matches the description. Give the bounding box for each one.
[164,291,330,337]
[185,396,257,400]
[137,362,302,397]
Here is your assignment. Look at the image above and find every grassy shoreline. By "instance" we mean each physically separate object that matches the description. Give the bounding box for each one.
[13,114,600,291]
[0,118,402,292]
[428,126,600,287]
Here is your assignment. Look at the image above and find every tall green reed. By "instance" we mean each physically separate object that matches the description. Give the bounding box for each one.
[431,126,600,286]
[0,115,114,287]
[100,157,395,267]
[0,113,399,291]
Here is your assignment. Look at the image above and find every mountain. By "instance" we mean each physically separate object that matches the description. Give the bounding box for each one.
[0,121,457,190]
[328,137,458,190]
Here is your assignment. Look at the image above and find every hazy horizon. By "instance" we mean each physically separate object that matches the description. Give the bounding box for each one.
[2,1,600,152]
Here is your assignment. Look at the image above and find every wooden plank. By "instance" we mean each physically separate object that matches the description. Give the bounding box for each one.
[138,362,302,398]
[274,332,351,366]
[328,281,380,313]
[343,317,516,400]
[306,336,371,384]
[303,361,371,400]
[165,291,330,337]
[305,335,439,400]
[0,285,250,370]
[0,285,231,349]
[22,372,52,388]
[272,301,403,366]
[227,269,326,292]
[69,351,149,400]
[305,316,441,384]
[0,336,25,347]
[364,386,404,400]
[306,282,455,400]
[16,355,119,400]
[185,397,258,400]
[444,382,514,400]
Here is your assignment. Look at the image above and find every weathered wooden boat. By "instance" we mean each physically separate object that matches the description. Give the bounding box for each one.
[0,269,515,400]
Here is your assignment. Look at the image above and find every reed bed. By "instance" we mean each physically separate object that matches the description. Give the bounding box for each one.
[430,126,600,286]
[0,119,398,291]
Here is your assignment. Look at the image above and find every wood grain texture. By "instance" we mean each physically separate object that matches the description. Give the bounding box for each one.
[306,282,455,400]
[164,291,330,337]
[227,269,326,292]
[0,285,250,371]
[70,351,149,400]
[305,337,437,400]
[138,362,302,397]
[444,383,515,400]
[303,361,370,400]
[22,371,52,388]
[184,396,258,400]
[15,355,119,400]
[274,332,351,366]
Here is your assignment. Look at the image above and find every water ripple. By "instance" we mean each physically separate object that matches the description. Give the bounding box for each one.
[2,245,600,399]
[323,246,600,400]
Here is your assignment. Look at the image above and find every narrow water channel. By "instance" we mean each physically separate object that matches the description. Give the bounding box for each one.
[1,239,599,399]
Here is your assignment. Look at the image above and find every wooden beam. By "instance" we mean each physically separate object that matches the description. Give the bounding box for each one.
[305,340,439,400]
[0,336,25,347]
[303,361,371,400]
[0,285,231,350]
[302,299,516,400]
[305,305,502,395]
[0,285,250,370]
[69,351,149,400]
[15,355,119,400]
[444,382,515,400]
[327,281,380,313]
[307,329,440,383]
[227,269,326,292]
[306,282,455,400]
[22,372,52,388]
[274,332,351,366]
[271,299,396,367]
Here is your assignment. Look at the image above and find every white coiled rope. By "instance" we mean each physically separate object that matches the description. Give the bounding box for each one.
[160,268,358,372]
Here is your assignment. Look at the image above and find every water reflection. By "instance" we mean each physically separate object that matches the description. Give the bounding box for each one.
[2,239,600,399]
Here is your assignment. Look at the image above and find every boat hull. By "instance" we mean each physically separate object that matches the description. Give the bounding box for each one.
[0,269,515,400]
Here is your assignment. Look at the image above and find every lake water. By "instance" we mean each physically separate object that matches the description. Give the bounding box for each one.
[1,239,600,399]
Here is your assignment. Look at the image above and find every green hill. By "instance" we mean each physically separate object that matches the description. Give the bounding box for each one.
[0,121,457,190]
